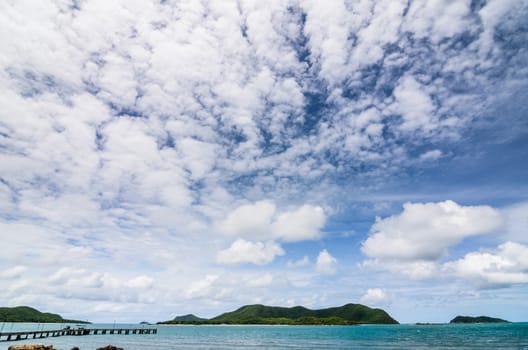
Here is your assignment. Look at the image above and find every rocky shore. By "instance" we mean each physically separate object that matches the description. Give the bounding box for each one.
[8,345,55,350]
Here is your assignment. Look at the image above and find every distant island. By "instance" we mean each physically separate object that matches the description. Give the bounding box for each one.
[0,306,89,324]
[159,303,398,325]
[170,314,208,323]
[450,315,510,324]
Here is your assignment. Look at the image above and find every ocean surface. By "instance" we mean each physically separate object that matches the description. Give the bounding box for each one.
[1,322,528,349]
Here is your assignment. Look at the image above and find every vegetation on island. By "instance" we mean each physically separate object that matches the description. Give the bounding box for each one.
[170,314,207,323]
[159,303,398,325]
[450,315,510,324]
[0,306,89,323]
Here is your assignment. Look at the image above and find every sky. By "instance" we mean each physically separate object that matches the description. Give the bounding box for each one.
[0,0,527,324]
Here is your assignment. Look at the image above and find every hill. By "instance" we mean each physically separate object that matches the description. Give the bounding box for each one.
[450,315,510,324]
[160,303,398,325]
[210,303,398,325]
[0,306,88,323]
[164,314,208,324]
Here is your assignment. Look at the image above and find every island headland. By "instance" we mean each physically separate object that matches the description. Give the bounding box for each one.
[0,306,89,324]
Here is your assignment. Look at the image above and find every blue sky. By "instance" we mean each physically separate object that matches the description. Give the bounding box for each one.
[1,0,527,324]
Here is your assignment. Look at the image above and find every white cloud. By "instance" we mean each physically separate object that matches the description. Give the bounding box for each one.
[219,201,326,242]
[361,203,528,285]
[403,0,472,43]
[48,267,105,288]
[176,138,222,180]
[445,242,528,288]
[126,275,154,290]
[503,202,528,243]
[185,275,221,299]
[217,239,285,265]
[96,51,138,107]
[316,249,337,275]
[349,0,407,69]
[477,0,518,56]
[360,288,389,306]
[302,0,351,85]
[287,256,310,268]
[0,266,27,279]
[362,200,503,261]
[179,270,314,308]
[393,75,436,131]
[46,268,159,304]
[419,149,443,161]
[361,259,439,280]
[247,273,274,288]
[272,205,326,242]
[219,200,276,239]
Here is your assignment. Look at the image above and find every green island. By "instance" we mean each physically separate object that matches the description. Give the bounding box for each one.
[169,314,208,323]
[450,315,510,324]
[159,303,398,325]
[0,306,89,324]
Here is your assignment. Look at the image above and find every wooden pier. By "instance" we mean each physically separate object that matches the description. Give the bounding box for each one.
[0,328,157,342]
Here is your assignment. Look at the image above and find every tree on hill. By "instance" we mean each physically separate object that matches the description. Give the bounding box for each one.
[0,306,88,323]
[180,303,399,325]
[450,315,509,324]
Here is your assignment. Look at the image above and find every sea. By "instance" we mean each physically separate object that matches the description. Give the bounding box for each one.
[1,322,528,349]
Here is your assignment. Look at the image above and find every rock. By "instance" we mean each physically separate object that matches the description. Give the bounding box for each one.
[8,345,54,350]
[96,345,123,350]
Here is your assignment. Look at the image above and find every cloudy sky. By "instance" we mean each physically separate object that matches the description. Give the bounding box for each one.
[1,0,527,324]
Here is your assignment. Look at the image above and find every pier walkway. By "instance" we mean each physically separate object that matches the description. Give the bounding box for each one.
[0,328,157,342]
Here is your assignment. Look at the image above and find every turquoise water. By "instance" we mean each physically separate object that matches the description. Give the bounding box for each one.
[2,323,528,349]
